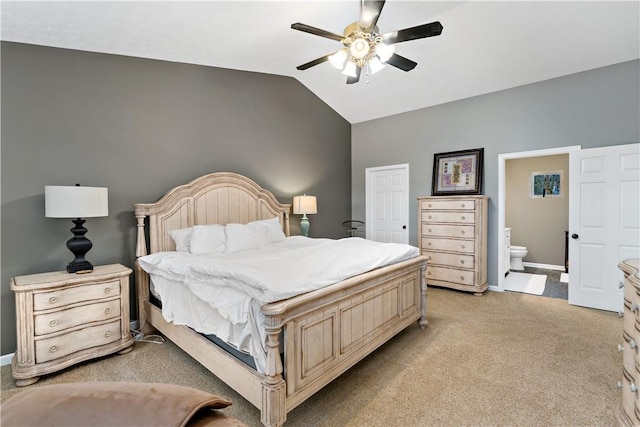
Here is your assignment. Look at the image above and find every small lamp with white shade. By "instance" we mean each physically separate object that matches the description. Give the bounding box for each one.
[45,184,109,273]
[293,194,317,237]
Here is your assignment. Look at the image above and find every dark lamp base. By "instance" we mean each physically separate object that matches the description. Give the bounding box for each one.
[66,218,94,274]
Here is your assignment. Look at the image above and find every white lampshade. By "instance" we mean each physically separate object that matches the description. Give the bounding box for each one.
[329,49,348,70]
[45,185,109,218]
[375,43,395,63]
[342,62,358,78]
[293,195,317,215]
[369,57,385,75]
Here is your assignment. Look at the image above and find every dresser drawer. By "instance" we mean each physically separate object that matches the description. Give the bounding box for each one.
[426,266,475,286]
[421,237,475,254]
[422,223,475,239]
[35,319,122,364]
[34,299,121,336]
[423,251,475,269]
[421,199,476,211]
[33,280,121,311]
[421,211,475,224]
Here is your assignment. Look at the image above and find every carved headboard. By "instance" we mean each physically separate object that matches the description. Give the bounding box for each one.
[134,172,291,257]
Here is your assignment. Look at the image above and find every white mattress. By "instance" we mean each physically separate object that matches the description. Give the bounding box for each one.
[141,236,420,374]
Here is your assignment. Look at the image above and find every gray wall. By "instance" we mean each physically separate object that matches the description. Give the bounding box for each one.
[506,154,569,266]
[1,42,351,354]
[352,60,640,288]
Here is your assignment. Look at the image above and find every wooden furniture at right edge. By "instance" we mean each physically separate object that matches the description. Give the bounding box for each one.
[616,258,640,427]
[418,195,489,295]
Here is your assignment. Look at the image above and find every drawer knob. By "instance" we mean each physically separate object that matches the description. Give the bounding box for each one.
[428,271,432,275]
[460,230,465,235]
[428,215,432,219]
[461,245,466,249]
[632,303,639,313]
[49,319,58,327]
[630,339,637,349]
[428,229,432,233]
[428,204,432,208]
[104,287,111,294]
[105,308,112,315]
[618,344,624,352]
[428,242,432,246]
[49,297,57,304]
[49,345,58,353]
[105,331,112,338]
[460,260,465,265]
[619,281,625,289]
[461,216,466,220]
[461,204,465,208]
[460,276,464,280]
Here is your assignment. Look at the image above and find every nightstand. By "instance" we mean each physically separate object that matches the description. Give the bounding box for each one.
[10,264,134,386]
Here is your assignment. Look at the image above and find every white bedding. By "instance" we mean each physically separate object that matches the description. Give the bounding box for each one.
[139,236,419,373]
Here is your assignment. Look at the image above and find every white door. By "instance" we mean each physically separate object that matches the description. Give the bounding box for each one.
[568,143,640,311]
[365,164,409,243]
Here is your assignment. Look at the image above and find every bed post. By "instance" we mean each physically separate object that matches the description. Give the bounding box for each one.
[261,314,286,427]
[134,212,152,333]
[419,259,429,329]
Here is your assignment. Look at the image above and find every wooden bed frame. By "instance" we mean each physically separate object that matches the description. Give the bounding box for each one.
[134,172,428,427]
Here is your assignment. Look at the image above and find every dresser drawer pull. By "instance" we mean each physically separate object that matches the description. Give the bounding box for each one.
[460,203,465,208]
[631,303,639,313]
[428,229,432,233]
[460,260,465,265]
[428,215,432,219]
[460,276,464,281]
[49,297,57,304]
[49,345,58,353]
[461,216,466,220]
[619,281,625,289]
[461,244,466,249]
[49,319,58,327]
[618,344,624,352]
[105,331,112,338]
[428,204,432,208]
[104,287,112,294]
[428,271,432,275]
[428,242,432,246]
[105,307,112,315]
[460,230,465,235]
[630,339,637,349]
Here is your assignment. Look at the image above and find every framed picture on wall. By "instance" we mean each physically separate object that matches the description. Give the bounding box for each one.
[431,148,484,196]
[530,170,563,198]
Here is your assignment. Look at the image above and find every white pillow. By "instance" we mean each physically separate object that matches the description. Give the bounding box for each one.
[225,222,270,253]
[169,227,193,252]
[252,217,286,243]
[190,224,227,255]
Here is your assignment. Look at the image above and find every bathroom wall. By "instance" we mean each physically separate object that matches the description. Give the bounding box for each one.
[505,154,569,267]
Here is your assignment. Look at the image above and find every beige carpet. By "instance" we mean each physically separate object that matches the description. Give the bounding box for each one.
[1,287,622,427]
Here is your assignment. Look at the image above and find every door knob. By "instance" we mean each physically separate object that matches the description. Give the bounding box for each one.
[402,225,407,229]
[571,233,579,239]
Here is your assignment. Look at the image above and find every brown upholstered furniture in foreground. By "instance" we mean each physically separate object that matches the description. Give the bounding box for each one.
[1,382,247,427]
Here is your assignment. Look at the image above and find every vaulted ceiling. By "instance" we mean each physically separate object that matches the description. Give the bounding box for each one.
[2,1,638,123]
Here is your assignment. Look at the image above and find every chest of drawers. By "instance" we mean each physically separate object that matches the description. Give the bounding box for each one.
[10,264,134,386]
[417,195,489,295]
[616,259,640,426]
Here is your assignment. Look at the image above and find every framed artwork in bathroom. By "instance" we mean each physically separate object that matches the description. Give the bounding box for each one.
[431,148,484,196]
[530,170,563,198]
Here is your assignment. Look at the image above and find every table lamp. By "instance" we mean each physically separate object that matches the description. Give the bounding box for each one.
[293,194,317,237]
[45,184,109,273]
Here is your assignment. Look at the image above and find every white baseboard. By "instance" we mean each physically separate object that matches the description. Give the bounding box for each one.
[522,262,565,272]
[1,353,13,367]
[1,321,140,367]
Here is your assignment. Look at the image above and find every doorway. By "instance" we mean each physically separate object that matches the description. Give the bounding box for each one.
[365,164,409,244]
[495,146,581,293]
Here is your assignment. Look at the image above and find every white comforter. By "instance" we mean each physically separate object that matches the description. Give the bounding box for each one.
[138,236,419,373]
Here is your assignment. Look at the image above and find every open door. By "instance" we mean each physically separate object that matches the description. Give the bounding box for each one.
[568,143,640,311]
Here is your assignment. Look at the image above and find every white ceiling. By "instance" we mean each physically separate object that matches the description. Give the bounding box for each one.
[2,1,639,123]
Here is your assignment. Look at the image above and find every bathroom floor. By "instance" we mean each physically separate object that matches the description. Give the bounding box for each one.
[508,266,568,300]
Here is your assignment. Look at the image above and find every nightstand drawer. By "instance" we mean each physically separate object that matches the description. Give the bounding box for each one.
[421,211,475,224]
[35,319,122,364]
[421,223,475,239]
[34,299,121,336]
[421,237,475,253]
[421,199,476,211]
[423,251,475,269]
[33,280,121,311]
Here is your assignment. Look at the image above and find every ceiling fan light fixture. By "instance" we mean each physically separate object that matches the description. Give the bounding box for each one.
[375,42,395,62]
[329,49,348,69]
[349,37,370,59]
[368,57,385,75]
[342,61,358,77]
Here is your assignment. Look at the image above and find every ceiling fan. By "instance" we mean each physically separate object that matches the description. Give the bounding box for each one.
[291,0,443,84]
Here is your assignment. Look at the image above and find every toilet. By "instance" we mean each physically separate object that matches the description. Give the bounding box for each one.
[510,245,528,271]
